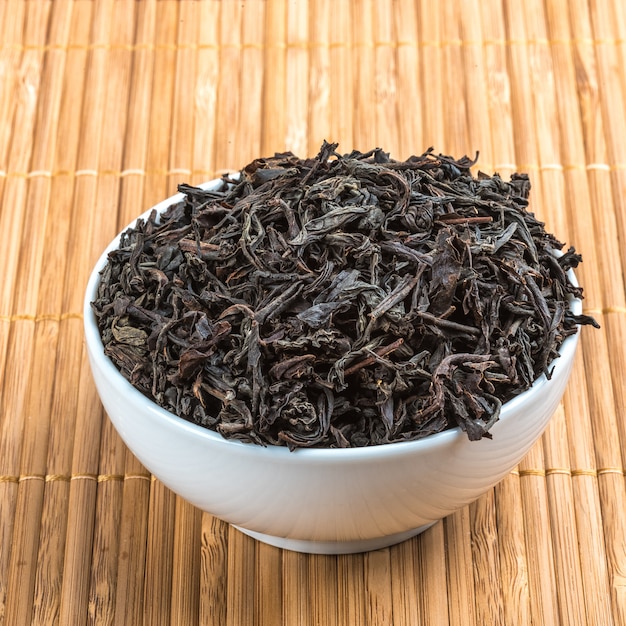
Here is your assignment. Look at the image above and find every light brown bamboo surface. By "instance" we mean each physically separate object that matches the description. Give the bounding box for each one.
[1,1,625,624]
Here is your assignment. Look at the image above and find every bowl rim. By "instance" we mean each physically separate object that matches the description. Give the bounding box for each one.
[83,179,583,461]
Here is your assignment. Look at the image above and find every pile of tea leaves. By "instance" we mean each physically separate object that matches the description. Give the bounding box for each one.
[92,141,598,448]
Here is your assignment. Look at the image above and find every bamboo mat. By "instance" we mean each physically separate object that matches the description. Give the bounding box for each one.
[1,0,626,624]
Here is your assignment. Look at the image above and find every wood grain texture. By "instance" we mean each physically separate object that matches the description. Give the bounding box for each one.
[0,1,625,624]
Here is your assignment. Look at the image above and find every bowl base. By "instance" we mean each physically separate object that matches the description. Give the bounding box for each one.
[232,522,437,554]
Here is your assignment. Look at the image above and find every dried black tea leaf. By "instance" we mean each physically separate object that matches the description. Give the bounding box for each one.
[92,142,599,449]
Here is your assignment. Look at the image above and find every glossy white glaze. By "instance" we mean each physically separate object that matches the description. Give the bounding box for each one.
[84,181,581,554]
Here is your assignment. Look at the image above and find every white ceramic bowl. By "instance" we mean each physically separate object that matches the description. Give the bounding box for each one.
[84,181,581,554]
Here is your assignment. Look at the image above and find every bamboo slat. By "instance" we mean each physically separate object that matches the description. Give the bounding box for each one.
[117,0,155,229]
[469,492,505,626]
[0,2,28,319]
[285,0,309,157]
[504,9,561,624]
[494,474,533,625]
[135,6,180,623]
[328,0,353,149]
[199,514,229,626]
[352,0,376,152]
[336,553,366,624]
[1,1,626,624]
[392,0,422,159]
[254,542,282,626]
[479,0,516,177]
[459,0,491,162]
[520,4,598,621]
[441,0,469,156]
[589,1,626,290]
[113,458,151,625]
[443,510,477,626]
[543,407,588,625]
[519,449,561,626]
[547,4,620,621]
[30,1,87,620]
[307,0,331,152]
[83,3,138,624]
[281,549,309,625]
[418,0,444,151]
[58,351,104,626]
[170,497,202,625]
[55,5,103,624]
[389,539,421,626]
[143,0,178,208]
[309,554,339,626]
[364,548,394,625]
[418,523,449,626]
[373,0,399,157]
[237,0,266,168]
[110,2,154,622]
[193,0,220,186]
[0,1,33,612]
[226,529,256,626]
[4,3,67,623]
[168,0,199,196]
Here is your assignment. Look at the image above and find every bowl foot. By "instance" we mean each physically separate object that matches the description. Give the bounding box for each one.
[232,522,437,554]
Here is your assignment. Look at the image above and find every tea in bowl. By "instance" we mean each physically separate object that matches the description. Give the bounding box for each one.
[84,145,594,553]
